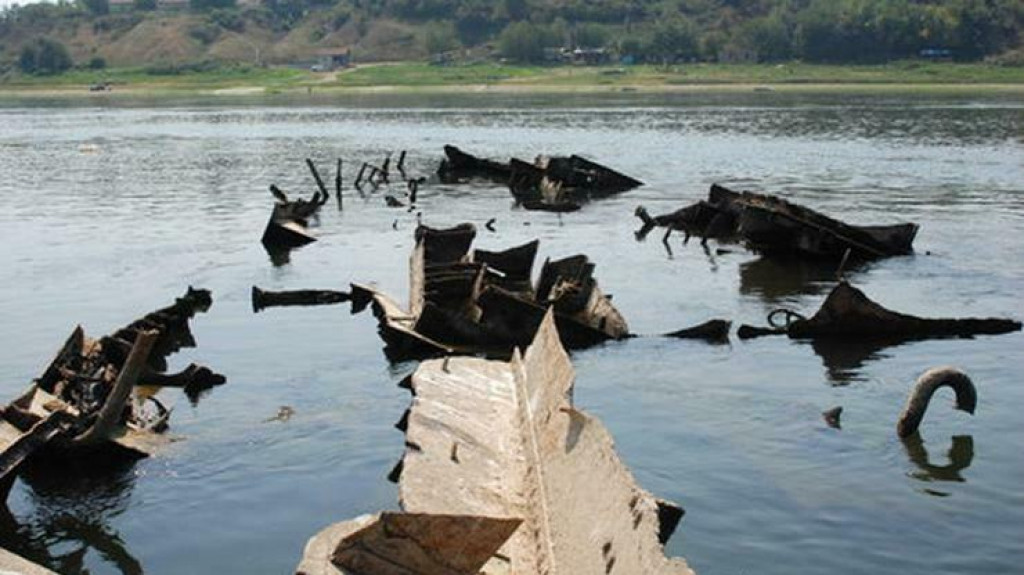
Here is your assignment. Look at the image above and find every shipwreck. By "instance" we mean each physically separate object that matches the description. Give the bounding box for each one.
[737,281,1021,343]
[437,145,644,211]
[637,184,919,260]
[350,223,629,360]
[0,288,225,502]
[261,184,325,251]
[296,311,693,575]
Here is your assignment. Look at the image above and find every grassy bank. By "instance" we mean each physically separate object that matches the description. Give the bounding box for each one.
[2,61,1024,96]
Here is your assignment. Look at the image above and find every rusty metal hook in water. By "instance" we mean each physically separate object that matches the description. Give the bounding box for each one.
[897,367,977,438]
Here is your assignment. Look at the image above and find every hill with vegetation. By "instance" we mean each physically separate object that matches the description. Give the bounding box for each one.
[2,0,1023,80]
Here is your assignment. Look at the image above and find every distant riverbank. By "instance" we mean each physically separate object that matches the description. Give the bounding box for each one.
[2,61,1023,98]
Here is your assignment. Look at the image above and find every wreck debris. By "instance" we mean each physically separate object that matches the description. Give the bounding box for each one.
[261,187,319,251]
[306,159,330,206]
[664,319,732,342]
[350,223,629,361]
[510,155,643,206]
[251,287,352,313]
[897,367,977,438]
[262,159,344,253]
[437,145,512,184]
[335,159,343,209]
[823,406,843,429]
[296,311,693,575]
[786,282,1021,339]
[438,145,643,209]
[738,281,1022,343]
[635,184,741,245]
[0,288,224,499]
[264,406,296,423]
[636,184,919,260]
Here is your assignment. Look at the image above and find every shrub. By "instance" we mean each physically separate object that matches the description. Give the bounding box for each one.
[19,38,73,75]
[188,22,221,44]
[210,9,245,32]
[88,55,107,69]
[424,20,460,55]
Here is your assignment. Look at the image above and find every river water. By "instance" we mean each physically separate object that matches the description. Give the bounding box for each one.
[0,91,1021,574]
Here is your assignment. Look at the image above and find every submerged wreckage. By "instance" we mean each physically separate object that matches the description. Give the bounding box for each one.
[0,288,225,501]
[351,223,630,360]
[738,281,1022,341]
[296,311,692,575]
[438,145,644,211]
[637,184,919,260]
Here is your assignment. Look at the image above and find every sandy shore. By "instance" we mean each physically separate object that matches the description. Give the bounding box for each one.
[3,81,1024,100]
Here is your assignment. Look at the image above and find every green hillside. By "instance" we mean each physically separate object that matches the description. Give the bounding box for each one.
[2,0,1022,81]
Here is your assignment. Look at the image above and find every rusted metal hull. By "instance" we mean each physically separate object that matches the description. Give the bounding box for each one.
[354,224,629,360]
[787,281,1022,339]
[437,145,512,184]
[737,281,1021,346]
[0,289,223,496]
[637,184,919,260]
[261,203,317,249]
[297,311,693,574]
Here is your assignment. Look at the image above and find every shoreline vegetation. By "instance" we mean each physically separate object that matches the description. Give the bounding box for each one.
[2,61,1024,98]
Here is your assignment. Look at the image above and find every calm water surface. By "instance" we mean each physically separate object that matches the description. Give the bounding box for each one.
[0,92,1022,574]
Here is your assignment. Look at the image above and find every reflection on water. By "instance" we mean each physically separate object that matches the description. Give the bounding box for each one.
[810,338,901,385]
[903,433,975,495]
[1,447,142,574]
[264,244,296,267]
[739,256,863,304]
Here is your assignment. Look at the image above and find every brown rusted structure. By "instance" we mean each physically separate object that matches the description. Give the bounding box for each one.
[0,288,224,501]
[897,367,977,438]
[437,145,512,184]
[637,184,919,259]
[261,184,325,250]
[438,145,643,211]
[296,312,693,575]
[352,224,629,361]
[738,281,1021,342]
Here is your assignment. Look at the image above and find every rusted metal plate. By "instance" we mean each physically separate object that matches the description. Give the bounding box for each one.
[298,311,693,574]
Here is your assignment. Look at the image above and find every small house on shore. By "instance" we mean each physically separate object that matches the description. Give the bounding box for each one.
[313,48,352,71]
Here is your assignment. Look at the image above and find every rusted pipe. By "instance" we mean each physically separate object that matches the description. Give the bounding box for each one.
[252,286,351,313]
[897,367,977,438]
[335,158,343,210]
[306,159,330,205]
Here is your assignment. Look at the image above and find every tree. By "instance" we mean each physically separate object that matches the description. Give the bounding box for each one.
[19,38,73,75]
[574,23,610,48]
[738,14,792,61]
[80,0,109,16]
[648,17,699,63]
[499,21,551,64]
[134,0,157,10]
[19,45,37,74]
[424,20,461,54]
[502,0,527,22]
[189,0,236,11]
